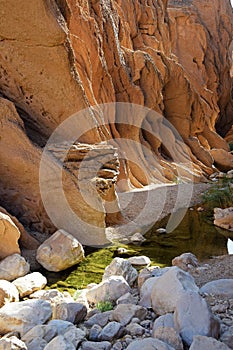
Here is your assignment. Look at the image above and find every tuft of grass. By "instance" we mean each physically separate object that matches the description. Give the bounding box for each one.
[96,300,113,312]
[73,289,82,301]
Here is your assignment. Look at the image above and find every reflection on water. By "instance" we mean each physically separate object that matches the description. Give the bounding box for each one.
[46,207,230,293]
[228,239,233,254]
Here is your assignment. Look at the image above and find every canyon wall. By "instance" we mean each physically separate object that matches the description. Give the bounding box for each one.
[0,0,232,245]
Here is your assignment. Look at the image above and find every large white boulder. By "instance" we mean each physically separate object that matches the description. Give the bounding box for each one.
[174,291,220,346]
[86,276,130,303]
[36,229,85,272]
[200,279,233,298]
[103,258,138,286]
[0,299,52,336]
[151,267,199,315]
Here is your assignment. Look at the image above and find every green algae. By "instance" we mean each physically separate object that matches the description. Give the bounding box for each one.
[45,206,230,295]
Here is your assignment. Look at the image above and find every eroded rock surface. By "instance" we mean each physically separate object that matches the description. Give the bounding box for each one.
[0,0,232,245]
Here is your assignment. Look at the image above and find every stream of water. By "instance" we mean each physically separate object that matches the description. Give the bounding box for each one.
[45,206,233,295]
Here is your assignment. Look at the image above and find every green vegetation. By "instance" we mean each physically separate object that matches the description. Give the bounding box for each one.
[45,242,165,294]
[45,179,233,295]
[202,178,233,213]
[72,289,82,301]
[96,300,113,312]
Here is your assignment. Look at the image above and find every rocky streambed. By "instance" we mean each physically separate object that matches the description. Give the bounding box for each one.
[0,252,233,349]
[0,179,233,349]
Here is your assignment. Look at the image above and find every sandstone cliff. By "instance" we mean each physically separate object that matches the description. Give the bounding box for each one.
[0,0,232,246]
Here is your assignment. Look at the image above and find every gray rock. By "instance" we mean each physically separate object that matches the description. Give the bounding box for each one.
[112,341,123,350]
[86,276,130,303]
[151,267,199,315]
[30,289,73,304]
[174,291,220,346]
[172,253,199,271]
[153,314,175,330]
[128,256,151,267]
[125,337,175,349]
[22,324,57,346]
[189,335,231,350]
[151,267,171,278]
[85,311,112,327]
[139,277,158,308]
[0,254,30,281]
[43,335,75,350]
[0,280,19,307]
[152,312,182,349]
[112,304,147,326]
[103,258,138,287]
[200,279,233,298]
[137,267,170,290]
[0,336,27,350]
[44,326,85,350]
[89,324,102,341]
[117,292,136,305]
[53,302,87,324]
[0,299,52,336]
[137,268,154,290]
[99,321,125,341]
[221,326,233,349]
[153,327,183,350]
[126,323,145,336]
[13,272,47,298]
[130,233,146,245]
[156,228,167,234]
[62,326,85,346]
[81,341,111,350]
[23,338,47,350]
[46,320,77,334]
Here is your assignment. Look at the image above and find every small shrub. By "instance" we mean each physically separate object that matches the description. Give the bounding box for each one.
[202,181,233,212]
[96,300,113,312]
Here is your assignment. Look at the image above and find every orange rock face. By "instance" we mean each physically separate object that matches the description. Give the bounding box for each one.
[0,0,232,244]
